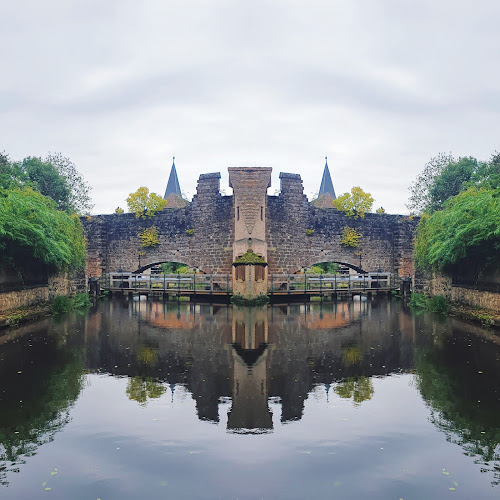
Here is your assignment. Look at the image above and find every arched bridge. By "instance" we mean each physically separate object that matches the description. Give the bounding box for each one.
[83,171,417,284]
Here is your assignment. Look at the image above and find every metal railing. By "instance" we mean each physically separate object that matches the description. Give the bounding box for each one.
[268,273,392,294]
[102,272,232,295]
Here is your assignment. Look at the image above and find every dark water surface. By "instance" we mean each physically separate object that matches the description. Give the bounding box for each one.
[1,298,499,499]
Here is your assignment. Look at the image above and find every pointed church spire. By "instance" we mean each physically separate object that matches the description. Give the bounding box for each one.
[164,156,182,198]
[318,156,336,199]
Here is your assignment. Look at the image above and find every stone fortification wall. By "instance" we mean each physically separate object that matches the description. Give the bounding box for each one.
[83,170,417,280]
[266,173,418,276]
[83,173,234,278]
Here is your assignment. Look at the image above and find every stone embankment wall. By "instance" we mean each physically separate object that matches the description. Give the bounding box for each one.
[0,273,85,313]
[82,171,418,280]
[415,273,500,311]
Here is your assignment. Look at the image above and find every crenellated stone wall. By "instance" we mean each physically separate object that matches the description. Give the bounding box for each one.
[82,169,418,282]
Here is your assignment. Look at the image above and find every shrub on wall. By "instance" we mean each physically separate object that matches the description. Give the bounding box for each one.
[138,226,159,247]
[333,187,374,218]
[341,226,362,247]
[126,187,167,218]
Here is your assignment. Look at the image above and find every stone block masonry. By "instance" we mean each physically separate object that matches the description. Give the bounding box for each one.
[82,169,418,281]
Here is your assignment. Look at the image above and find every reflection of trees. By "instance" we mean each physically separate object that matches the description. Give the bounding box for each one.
[334,376,374,406]
[0,332,85,486]
[415,347,500,486]
[126,377,166,406]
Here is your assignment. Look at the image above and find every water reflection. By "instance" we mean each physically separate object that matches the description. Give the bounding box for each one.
[414,318,500,485]
[0,320,85,485]
[86,298,415,430]
[1,297,499,495]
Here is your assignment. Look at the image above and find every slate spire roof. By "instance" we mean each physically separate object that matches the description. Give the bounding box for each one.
[164,156,182,198]
[318,156,336,199]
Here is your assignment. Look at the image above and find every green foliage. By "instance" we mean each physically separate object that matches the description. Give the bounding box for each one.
[340,226,362,247]
[126,187,167,218]
[51,295,72,315]
[0,337,85,485]
[185,228,195,235]
[138,226,159,247]
[333,186,374,218]
[71,292,92,309]
[159,262,193,274]
[415,345,500,485]
[409,292,429,309]
[0,153,92,214]
[51,293,91,315]
[231,293,269,306]
[305,228,315,235]
[429,295,449,314]
[415,187,500,273]
[114,206,124,214]
[0,187,86,273]
[428,157,478,211]
[376,207,385,214]
[334,376,374,406]
[310,262,341,274]
[126,376,166,406]
[407,151,500,214]
[407,152,455,214]
[409,293,449,314]
[233,250,267,266]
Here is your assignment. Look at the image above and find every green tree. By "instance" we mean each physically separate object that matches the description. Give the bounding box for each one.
[333,187,374,218]
[1,153,92,214]
[126,187,167,218]
[407,153,455,214]
[414,187,500,273]
[407,152,500,214]
[428,157,477,211]
[45,153,93,214]
[20,157,72,211]
[0,187,86,273]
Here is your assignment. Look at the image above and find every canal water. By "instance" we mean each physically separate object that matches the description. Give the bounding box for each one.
[0,298,499,499]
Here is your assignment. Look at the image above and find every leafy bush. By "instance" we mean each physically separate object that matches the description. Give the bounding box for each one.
[51,295,72,315]
[428,295,449,314]
[51,293,91,315]
[415,187,500,273]
[409,293,449,315]
[138,226,159,247]
[409,292,430,309]
[0,187,86,273]
[71,292,91,309]
[341,226,362,247]
[333,187,374,218]
[126,187,167,218]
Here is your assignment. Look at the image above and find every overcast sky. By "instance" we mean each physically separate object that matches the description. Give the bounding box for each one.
[1,0,499,214]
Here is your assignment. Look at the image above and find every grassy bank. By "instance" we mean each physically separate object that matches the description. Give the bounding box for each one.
[0,292,91,330]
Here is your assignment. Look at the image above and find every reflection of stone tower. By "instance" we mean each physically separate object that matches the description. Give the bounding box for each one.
[229,168,272,298]
[227,307,272,432]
